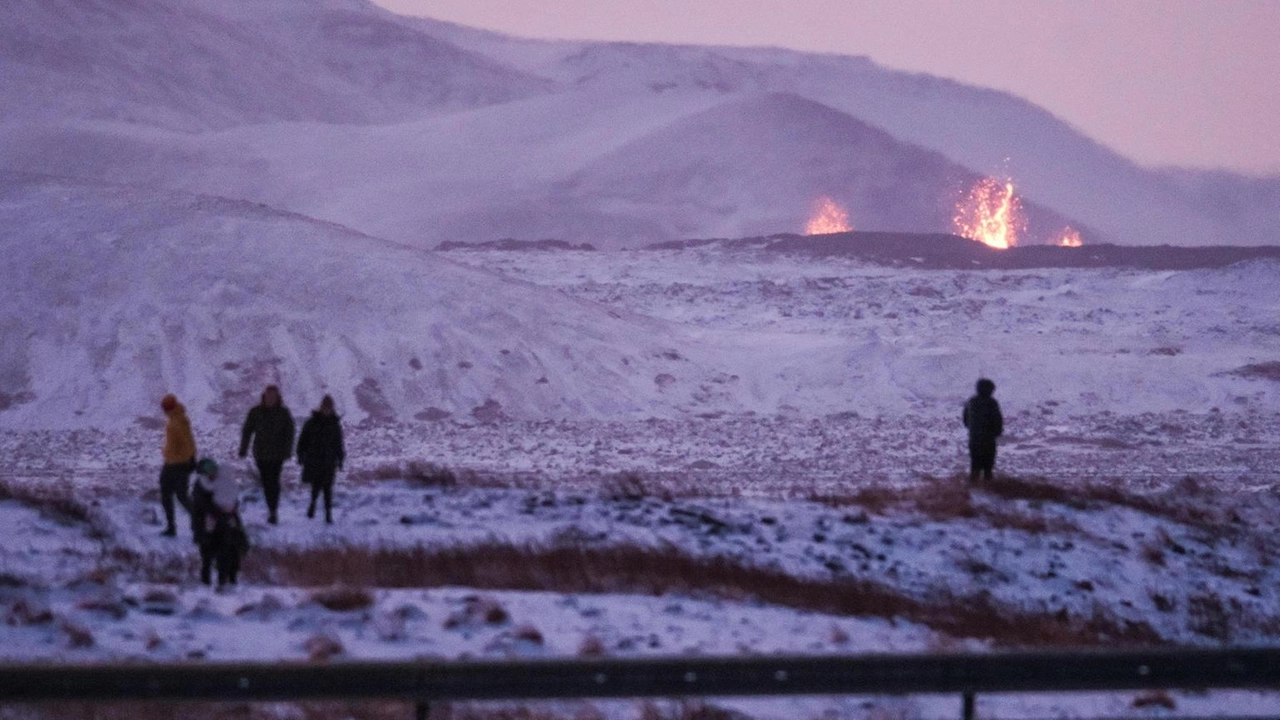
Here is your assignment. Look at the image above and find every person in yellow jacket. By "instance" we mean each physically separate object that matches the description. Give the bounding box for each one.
[159,394,196,537]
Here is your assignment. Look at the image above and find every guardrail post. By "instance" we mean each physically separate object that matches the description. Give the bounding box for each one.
[961,691,975,720]
[414,700,429,720]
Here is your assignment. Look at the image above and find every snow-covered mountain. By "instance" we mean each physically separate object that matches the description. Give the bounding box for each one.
[0,0,1275,248]
[0,0,549,130]
[420,17,1280,247]
[556,93,1076,244]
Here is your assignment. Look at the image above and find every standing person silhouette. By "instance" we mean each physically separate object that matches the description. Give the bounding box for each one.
[962,378,1004,483]
[157,394,196,537]
[238,385,295,525]
[297,395,345,524]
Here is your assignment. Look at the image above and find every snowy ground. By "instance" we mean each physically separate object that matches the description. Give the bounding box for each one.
[3,247,1280,718]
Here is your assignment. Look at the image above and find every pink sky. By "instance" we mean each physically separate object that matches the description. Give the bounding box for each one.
[373,0,1280,175]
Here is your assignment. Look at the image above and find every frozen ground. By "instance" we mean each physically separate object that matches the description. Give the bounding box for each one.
[3,246,1280,717]
[3,453,1280,717]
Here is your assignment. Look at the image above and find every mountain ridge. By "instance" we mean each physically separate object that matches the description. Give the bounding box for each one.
[0,0,1275,246]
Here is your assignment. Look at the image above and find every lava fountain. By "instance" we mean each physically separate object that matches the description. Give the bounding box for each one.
[953,177,1025,249]
[804,196,852,235]
[1055,227,1084,247]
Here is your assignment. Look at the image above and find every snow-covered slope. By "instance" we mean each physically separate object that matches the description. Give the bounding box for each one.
[0,0,550,130]
[2,0,1275,247]
[0,173,758,428]
[4,169,1276,429]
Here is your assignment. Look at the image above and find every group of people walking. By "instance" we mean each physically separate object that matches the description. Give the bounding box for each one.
[156,378,1003,587]
[157,386,347,587]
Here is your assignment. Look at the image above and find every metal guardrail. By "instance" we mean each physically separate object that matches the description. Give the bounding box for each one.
[4,647,1280,719]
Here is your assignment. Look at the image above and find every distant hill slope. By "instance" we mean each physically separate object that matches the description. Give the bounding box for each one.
[420,18,1280,248]
[0,0,550,129]
[0,0,1276,248]
[0,173,749,428]
[560,93,1079,245]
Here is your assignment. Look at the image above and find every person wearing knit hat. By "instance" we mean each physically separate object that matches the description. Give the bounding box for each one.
[158,394,197,537]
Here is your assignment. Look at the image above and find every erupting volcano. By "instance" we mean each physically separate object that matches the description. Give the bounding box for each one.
[953,177,1025,249]
[804,196,852,235]
[1055,227,1084,247]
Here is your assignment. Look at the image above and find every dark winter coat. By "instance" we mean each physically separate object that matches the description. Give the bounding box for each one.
[963,395,1004,444]
[190,480,215,544]
[297,412,345,488]
[239,403,296,464]
[204,507,250,576]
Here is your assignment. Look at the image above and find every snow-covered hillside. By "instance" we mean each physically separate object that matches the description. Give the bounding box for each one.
[0,173,768,428]
[0,0,548,130]
[560,93,1079,243]
[0,0,1276,247]
[3,171,1279,433]
[420,17,1280,247]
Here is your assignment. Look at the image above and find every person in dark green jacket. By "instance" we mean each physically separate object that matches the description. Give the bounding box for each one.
[238,385,295,524]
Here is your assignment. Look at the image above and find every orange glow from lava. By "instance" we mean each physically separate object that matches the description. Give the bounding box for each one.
[953,177,1025,249]
[1055,227,1083,247]
[804,196,852,235]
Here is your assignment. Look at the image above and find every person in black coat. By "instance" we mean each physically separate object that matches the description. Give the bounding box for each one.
[962,378,1004,483]
[191,458,248,587]
[191,458,217,583]
[297,395,345,524]
[238,385,295,524]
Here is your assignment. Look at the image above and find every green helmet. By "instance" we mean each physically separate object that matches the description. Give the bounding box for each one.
[195,457,219,478]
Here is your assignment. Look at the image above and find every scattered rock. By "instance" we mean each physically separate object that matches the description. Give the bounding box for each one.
[60,619,95,648]
[445,595,509,629]
[414,407,452,422]
[471,399,508,424]
[6,598,53,626]
[311,586,375,612]
[236,593,287,620]
[304,633,344,662]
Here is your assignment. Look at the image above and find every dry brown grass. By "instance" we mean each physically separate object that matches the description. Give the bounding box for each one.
[809,477,1080,535]
[241,540,1160,648]
[1131,689,1177,710]
[0,476,95,527]
[983,475,1232,533]
[1187,592,1232,641]
[353,461,473,488]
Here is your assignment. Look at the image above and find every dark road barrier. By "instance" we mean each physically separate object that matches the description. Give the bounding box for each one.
[3,647,1280,719]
